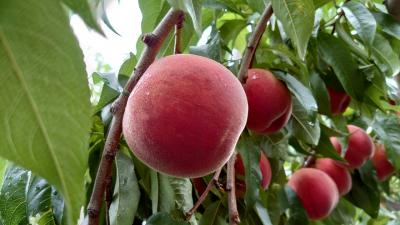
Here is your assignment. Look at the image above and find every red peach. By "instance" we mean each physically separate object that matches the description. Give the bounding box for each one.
[344,125,375,169]
[123,54,248,178]
[314,158,352,196]
[372,144,396,181]
[287,168,339,220]
[327,87,351,115]
[244,69,292,134]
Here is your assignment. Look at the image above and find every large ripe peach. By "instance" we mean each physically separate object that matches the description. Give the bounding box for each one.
[243,69,292,134]
[314,158,352,196]
[123,54,248,178]
[372,143,395,181]
[235,151,272,192]
[343,125,374,169]
[287,168,339,220]
[327,87,351,115]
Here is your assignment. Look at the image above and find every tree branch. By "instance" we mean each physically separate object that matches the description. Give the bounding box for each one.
[87,9,185,225]
[185,168,223,220]
[237,4,273,83]
[174,13,184,54]
[226,153,240,225]
[302,155,316,168]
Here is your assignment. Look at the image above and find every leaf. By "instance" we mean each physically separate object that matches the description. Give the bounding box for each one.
[29,209,56,225]
[271,0,315,59]
[0,165,29,225]
[373,12,400,40]
[92,73,121,113]
[118,53,137,87]
[190,27,223,61]
[317,32,365,100]
[371,33,400,77]
[371,112,400,170]
[313,0,330,8]
[254,201,273,225]
[60,0,102,34]
[342,2,377,47]
[146,212,189,225]
[289,98,321,146]
[275,72,318,113]
[109,152,140,225]
[199,201,227,225]
[315,131,344,161]
[310,72,331,115]
[237,138,262,207]
[345,165,380,218]
[281,186,309,225]
[0,158,7,186]
[26,175,52,217]
[0,1,92,224]
[167,0,203,34]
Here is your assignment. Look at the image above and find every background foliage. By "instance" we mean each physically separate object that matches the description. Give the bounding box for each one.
[0,0,400,225]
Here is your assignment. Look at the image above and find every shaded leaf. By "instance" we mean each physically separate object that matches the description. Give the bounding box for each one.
[317,32,365,100]
[109,152,140,225]
[0,165,29,225]
[373,12,400,40]
[146,212,189,225]
[167,0,203,34]
[199,201,227,225]
[27,176,52,217]
[61,0,102,33]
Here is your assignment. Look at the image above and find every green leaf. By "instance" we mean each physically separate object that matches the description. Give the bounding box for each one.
[0,1,92,224]
[247,0,267,13]
[289,98,321,146]
[371,112,400,170]
[146,212,189,225]
[282,186,309,225]
[237,138,262,207]
[275,72,318,113]
[313,0,330,8]
[320,199,356,225]
[199,201,227,225]
[29,209,56,225]
[109,152,140,225]
[0,165,29,225]
[27,176,52,217]
[342,2,377,47]
[315,131,344,161]
[271,0,315,59]
[371,33,400,77]
[373,12,400,40]
[167,0,203,34]
[254,201,273,225]
[345,165,380,218]
[61,0,102,34]
[190,27,223,61]
[317,32,365,100]
[0,158,7,186]
[118,53,137,87]
[310,72,331,115]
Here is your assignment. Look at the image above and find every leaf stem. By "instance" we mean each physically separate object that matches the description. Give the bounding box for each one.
[87,9,185,225]
[227,153,240,225]
[237,4,273,83]
[185,168,223,220]
[174,13,185,54]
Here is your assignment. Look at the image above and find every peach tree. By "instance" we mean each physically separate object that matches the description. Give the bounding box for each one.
[0,0,400,225]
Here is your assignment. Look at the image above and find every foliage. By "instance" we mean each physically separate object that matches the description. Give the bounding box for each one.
[1,0,400,225]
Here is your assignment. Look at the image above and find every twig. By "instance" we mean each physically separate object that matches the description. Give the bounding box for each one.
[226,153,240,225]
[104,176,112,225]
[237,4,273,83]
[302,155,316,168]
[331,0,350,35]
[185,168,223,220]
[87,9,185,225]
[174,13,184,54]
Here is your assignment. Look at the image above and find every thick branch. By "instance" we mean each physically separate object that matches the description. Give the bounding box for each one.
[226,153,240,225]
[174,14,184,54]
[87,9,185,225]
[237,4,273,83]
[185,168,222,220]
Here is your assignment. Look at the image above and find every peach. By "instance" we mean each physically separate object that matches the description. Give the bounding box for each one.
[123,54,248,178]
[343,125,374,169]
[243,69,292,134]
[327,87,351,115]
[372,144,395,181]
[287,168,339,220]
[235,151,272,193]
[314,158,352,196]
